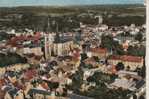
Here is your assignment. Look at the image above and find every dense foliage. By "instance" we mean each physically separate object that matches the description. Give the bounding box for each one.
[100,35,145,57]
[100,35,124,55]
[0,32,10,41]
[127,45,145,57]
[135,33,143,42]
[0,5,145,31]
[0,53,27,67]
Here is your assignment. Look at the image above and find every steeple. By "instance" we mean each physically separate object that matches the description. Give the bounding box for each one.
[44,16,51,33]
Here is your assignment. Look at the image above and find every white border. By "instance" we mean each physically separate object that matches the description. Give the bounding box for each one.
[146,0,149,98]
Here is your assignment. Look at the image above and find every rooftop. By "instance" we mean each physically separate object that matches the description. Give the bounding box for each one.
[90,47,107,54]
[109,55,143,63]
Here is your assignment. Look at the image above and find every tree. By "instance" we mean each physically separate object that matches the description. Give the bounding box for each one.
[87,72,117,84]
[0,53,27,67]
[116,62,125,71]
[0,32,9,41]
[100,35,125,55]
[67,66,84,93]
[80,53,88,61]
[135,33,143,42]
[84,64,93,69]
[139,95,145,99]
[100,35,113,50]
[127,45,145,57]
[47,82,59,89]
[93,56,99,62]
[135,65,145,78]
[141,65,146,78]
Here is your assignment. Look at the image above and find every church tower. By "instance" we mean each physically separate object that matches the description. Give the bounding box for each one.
[44,33,54,59]
[44,16,55,59]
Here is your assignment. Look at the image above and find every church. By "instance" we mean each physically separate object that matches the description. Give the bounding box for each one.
[44,32,73,59]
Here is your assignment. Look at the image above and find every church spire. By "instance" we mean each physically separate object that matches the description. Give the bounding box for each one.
[44,16,51,33]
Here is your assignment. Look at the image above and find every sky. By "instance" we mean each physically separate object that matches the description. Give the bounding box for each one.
[0,0,144,7]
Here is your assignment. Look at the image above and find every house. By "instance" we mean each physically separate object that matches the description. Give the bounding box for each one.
[22,47,43,56]
[108,70,143,91]
[27,88,51,99]
[3,87,24,99]
[27,88,68,99]
[23,68,37,81]
[87,47,108,59]
[0,79,6,98]
[117,70,142,80]
[108,55,144,70]
[5,71,17,84]
[68,93,93,99]
[83,57,99,68]
[108,78,136,91]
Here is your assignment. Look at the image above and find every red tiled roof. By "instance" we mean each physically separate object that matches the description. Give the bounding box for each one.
[24,69,37,80]
[7,33,42,47]
[90,48,107,54]
[109,55,121,60]
[0,79,5,86]
[34,32,41,40]
[121,55,143,63]
[109,55,143,63]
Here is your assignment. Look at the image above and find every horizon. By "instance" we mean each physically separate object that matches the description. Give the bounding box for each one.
[0,0,144,7]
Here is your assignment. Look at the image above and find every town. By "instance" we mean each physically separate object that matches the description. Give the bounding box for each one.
[0,5,146,99]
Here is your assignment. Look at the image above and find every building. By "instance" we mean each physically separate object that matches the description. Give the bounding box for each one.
[108,78,136,90]
[108,70,143,91]
[45,33,55,58]
[114,32,134,44]
[27,88,51,99]
[87,47,108,59]
[27,88,68,99]
[53,40,73,56]
[68,93,93,99]
[22,47,43,56]
[95,15,103,25]
[45,33,73,59]
[108,55,144,70]
[3,87,24,99]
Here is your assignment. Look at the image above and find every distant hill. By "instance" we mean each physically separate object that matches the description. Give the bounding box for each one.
[0,4,146,30]
[0,4,145,15]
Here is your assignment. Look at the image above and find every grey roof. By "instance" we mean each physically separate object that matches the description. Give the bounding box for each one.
[68,94,93,99]
[8,88,19,98]
[3,85,12,92]
[54,38,72,43]
[27,88,51,96]
[5,71,15,78]
[135,80,145,89]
